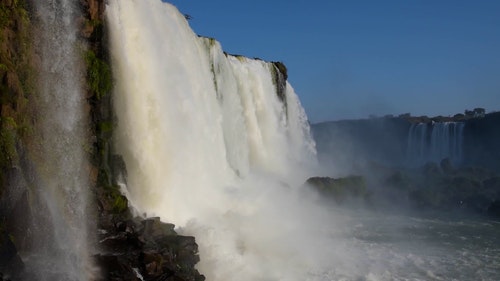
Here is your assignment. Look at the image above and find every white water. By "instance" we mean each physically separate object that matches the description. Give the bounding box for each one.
[25,0,92,280]
[107,1,500,280]
[406,122,465,167]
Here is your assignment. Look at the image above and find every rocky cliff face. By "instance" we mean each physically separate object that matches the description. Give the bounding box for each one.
[463,112,500,172]
[312,113,500,173]
[312,114,500,219]
[0,1,205,280]
[0,0,35,277]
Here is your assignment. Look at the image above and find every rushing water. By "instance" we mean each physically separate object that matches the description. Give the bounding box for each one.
[320,208,500,280]
[23,0,92,280]
[406,122,465,167]
[107,0,500,280]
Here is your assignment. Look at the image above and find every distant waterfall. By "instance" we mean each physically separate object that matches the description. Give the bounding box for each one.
[406,122,465,166]
[25,0,92,280]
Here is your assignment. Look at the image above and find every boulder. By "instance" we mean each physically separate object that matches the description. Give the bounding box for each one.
[95,216,204,281]
[306,176,368,203]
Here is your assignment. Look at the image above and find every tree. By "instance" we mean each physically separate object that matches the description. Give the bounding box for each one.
[473,107,485,118]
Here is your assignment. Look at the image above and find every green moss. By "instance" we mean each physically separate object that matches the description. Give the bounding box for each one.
[111,194,128,214]
[103,185,128,214]
[0,5,11,28]
[84,50,112,100]
[99,121,113,134]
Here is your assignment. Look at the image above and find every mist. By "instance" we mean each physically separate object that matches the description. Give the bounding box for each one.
[105,1,500,280]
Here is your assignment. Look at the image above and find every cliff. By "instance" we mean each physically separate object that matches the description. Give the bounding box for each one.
[0,0,34,276]
[463,112,500,171]
[312,112,500,173]
[0,1,204,280]
[312,113,500,218]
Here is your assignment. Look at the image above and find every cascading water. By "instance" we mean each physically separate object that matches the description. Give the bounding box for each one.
[23,0,93,280]
[106,1,500,280]
[406,122,465,167]
[107,1,354,280]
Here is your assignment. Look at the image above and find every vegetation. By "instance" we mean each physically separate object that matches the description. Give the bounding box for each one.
[84,49,112,100]
[0,0,32,190]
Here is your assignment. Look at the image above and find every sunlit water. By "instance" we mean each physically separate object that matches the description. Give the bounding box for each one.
[320,207,500,280]
[106,0,500,280]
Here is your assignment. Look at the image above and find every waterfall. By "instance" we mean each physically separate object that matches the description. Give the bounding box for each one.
[23,0,93,280]
[406,122,465,167]
[105,1,373,280]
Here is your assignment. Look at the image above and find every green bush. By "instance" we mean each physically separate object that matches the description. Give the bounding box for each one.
[84,50,112,100]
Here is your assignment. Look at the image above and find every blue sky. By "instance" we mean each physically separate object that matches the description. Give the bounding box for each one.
[165,0,500,122]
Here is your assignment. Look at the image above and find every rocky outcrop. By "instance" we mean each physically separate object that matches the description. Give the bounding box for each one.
[81,1,206,280]
[0,0,205,279]
[0,0,35,277]
[306,176,369,203]
[95,217,205,281]
[308,155,500,218]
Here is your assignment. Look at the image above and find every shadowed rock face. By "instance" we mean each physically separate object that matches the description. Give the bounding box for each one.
[95,217,205,281]
[463,112,500,172]
[305,176,369,204]
[307,158,500,219]
[1,0,206,279]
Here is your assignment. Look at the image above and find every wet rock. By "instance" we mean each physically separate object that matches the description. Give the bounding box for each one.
[141,250,163,278]
[0,228,23,278]
[306,176,369,203]
[94,254,139,281]
[141,217,176,241]
[95,217,204,281]
[487,200,500,219]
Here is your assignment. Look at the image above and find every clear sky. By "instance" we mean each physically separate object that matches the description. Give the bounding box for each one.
[164,0,500,122]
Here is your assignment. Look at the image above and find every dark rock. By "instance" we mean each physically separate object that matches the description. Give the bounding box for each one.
[0,228,23,278]
[487,200,500,219]
[0,232,17,267]
[94,254,139,281]
[95,216,204,281]
[99,232,144,254]
[306,176,369,203]
[141,217,176,241]
[140,250,163,278]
